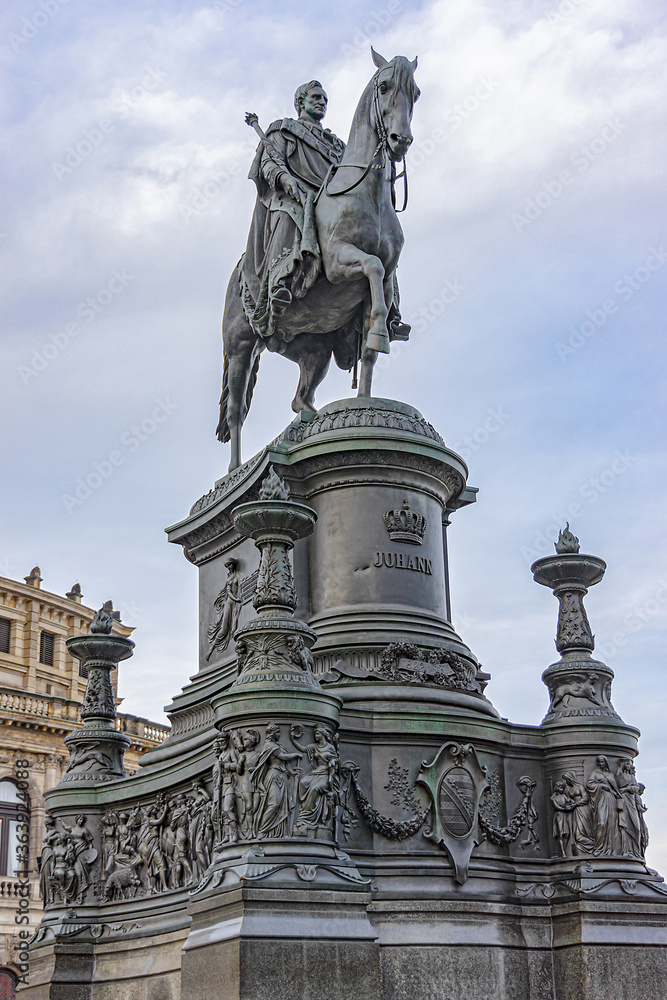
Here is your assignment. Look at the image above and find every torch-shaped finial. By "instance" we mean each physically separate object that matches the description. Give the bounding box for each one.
[62,602,134,782]
[531,530,621,726]
[532,528,604,655]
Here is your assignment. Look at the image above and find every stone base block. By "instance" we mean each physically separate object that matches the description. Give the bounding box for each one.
[20,923,188,1000]
[368,898,667,1000]
[552,900,667,1000]
[181,887,380,1000]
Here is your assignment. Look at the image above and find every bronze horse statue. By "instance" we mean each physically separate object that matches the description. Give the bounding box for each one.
[217,51,419,470]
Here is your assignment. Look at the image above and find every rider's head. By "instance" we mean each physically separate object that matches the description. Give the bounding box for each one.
[294,81,327,122]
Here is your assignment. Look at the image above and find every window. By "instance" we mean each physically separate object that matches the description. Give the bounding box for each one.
[39,630,54,665]
[0,781,29,878]
[0,969,16,1000]
[0,618,10,654]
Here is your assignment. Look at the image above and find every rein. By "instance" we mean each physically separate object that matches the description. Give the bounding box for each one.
[317,140,384,202]
[316,72,409,211]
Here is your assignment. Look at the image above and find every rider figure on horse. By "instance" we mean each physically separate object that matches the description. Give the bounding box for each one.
[241,79,409,352]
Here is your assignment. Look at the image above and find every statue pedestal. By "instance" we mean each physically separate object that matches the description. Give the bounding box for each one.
[161,397,495,767]
[25,399,667,1000]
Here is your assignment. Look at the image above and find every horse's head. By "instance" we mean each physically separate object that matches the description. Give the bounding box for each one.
[371,48,419,161]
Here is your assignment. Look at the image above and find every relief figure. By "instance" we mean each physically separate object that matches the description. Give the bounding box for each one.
[233,729,262,839]
[561,772,595,855]
[587,755,626,856]
[101,810,119,875]
[616,758,649,859]
[169,793,194,888]
[49,833,79,904]
[207,558,242,660]
[59,815,96,901]
[212,731,240,844]
[190,779,214,878]
[138,795,170,894]
[39,816,59,905]
[550,780,575,857]
[291,724,339,838]
[252,723,302,839]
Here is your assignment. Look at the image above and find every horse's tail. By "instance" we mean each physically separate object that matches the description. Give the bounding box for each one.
[216,352,261,443]
[244,351,261,423]
[216,355,231,442]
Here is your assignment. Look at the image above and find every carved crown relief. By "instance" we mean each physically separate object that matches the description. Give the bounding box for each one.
[383,499,426,545]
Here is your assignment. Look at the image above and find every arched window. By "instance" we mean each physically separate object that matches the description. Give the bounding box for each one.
[0,781,29,878]
[0,968,16,1000]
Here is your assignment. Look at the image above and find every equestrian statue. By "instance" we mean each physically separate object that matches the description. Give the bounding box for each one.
[216,49,420,470]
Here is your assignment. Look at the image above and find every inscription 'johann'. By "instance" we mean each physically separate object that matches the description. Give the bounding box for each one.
[373,551,433,575]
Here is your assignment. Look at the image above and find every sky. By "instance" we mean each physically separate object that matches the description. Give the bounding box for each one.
[1,0,666,869]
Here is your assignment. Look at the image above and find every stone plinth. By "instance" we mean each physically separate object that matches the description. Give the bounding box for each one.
[160,397,496,772]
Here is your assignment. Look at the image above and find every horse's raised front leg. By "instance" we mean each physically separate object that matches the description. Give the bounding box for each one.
[327,244,390,354]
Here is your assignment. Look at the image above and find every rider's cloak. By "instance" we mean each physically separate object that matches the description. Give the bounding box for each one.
[240,117,344,350]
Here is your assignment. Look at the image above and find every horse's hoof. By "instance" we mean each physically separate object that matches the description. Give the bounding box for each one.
[291,397,317,415]
[366,331,390,354]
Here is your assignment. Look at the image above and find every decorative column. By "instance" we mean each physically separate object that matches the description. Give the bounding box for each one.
[201,467,364,888]
[531,525,621,725]
[61,602,132,782]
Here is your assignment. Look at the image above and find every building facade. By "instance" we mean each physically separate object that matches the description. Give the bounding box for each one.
[0,568,169,993]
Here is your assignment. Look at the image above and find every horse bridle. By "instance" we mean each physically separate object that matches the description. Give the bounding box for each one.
[317,71,409,212]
